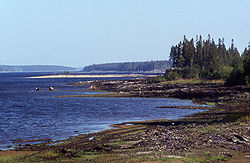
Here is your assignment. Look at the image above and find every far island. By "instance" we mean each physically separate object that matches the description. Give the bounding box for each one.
[0,65,76,72]
[82,60,172,73]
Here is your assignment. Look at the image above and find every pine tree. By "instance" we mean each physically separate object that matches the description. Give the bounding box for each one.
[169,46,177,67]
[243,48,250,81]
[208,39,219,78]
[168,35,245,81]
[195,35,203,69]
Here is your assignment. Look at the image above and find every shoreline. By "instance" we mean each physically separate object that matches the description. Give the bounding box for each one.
[10,99,249,162]
[1,78,250,162]
[26,74,157,79]
[81,78,250,104]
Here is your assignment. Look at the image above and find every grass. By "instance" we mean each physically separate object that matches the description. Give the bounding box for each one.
[200,125,218,133]
[105,141,122,146]
[201,152,228,163]
[0,151,36,163]
[18,151,61,162]
[37,151,59,159]
[0,155,19,162]
[181,150,229,163]
[205,102,217,106]
[76,151,101,162]
[0,146,236,163]
[183,125,219,135]
[121,129,146,136]
[161,79,225,84]
[105,125,147,135]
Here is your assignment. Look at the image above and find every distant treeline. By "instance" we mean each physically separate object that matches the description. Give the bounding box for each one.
[0,65,76,72]
[82,60,172,72]
[167,35,250,85]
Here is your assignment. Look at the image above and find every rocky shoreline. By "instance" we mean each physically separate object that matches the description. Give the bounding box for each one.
[1,78,250,162]
[85,78,250,103]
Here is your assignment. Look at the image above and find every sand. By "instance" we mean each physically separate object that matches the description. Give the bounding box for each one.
[26,74,156,79]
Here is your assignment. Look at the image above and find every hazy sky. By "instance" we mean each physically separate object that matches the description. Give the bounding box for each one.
[0,0,249,67]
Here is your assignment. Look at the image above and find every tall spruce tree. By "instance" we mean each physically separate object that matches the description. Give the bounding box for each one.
[167,35,245,81]
[195,35,203,69]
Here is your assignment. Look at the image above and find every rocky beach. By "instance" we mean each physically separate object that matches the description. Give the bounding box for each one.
[1,78,250,162]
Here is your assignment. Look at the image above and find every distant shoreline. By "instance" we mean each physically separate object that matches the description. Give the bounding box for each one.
[26,74,157,79]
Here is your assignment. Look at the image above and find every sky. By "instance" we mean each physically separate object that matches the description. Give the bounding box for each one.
[0,0,249,67]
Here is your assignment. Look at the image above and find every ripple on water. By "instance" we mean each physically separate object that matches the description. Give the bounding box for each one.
[0,72,205,150]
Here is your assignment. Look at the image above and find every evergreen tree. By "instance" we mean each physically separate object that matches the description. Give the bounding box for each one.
[195,35,203,69]
[170,46,177,67]
[242,48,250,83]
[167,35,246,82]
[208,39,219,78]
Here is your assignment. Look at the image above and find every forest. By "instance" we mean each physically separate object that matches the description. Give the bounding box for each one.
[82,60,172,72]
[167,35,250,85]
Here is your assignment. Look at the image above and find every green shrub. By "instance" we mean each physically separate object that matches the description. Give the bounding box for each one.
[147,76,167,83]
[216,65,233,79]
[226,68,246,86]
[165,71,181,80]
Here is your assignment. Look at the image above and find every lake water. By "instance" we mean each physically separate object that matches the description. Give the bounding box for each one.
[0,72,204,150]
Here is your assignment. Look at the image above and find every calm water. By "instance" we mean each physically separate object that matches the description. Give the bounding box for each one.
[0,72,204,149]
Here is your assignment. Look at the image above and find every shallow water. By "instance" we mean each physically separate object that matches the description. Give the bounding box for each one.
[0,72,204,149]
